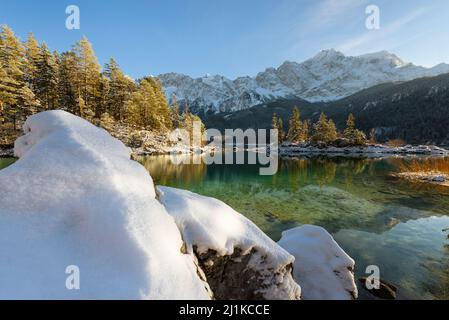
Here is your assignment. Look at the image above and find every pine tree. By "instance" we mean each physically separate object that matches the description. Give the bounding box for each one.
[35,43,59,111]
[170,95,181,128]
[278,117,285,144]
[24,33,40,93]
[272,113,278,130]
[287,106,303,143]
[58,51,80,114]
[302,120,310,142]
[312,112,337,144]
[103,58,135,121]
[343,113,366,145]
[152,77,172,130]
[344,113,356,137]
[73,36,101,116]
[327,119,338,142]
[0,25,39,130]
[126,78,168,130]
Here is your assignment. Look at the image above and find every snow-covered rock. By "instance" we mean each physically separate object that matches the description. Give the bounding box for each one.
[0,110,211,299]
[158,186,301,300]
[159,49,449,113]
[278,225,358,300]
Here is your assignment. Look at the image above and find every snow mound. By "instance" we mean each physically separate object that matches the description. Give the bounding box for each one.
[0,110,210,299]
[158,186,301,300]
[278,225,357,300]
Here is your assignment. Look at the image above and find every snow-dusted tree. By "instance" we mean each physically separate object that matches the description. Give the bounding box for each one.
[58,51,80,114]
[343,113,366,146]
[312,112,337,144]
[0,25,39,130]
[35,43,59,111]
[103,58,135,121]
[287,106,304,143]
[73,36,101,116]
[126,78,167,130]
[170,95,181,129]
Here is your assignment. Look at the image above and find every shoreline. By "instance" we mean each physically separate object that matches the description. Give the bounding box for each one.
[2,143,449,159]
[279,144,449,157]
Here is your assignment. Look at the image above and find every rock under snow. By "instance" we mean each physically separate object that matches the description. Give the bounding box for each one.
[278,225,358,300]
[0,110,211,299]
[157,186,301,300]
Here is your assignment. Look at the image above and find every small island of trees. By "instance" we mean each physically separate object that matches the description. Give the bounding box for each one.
[272,106,371,147]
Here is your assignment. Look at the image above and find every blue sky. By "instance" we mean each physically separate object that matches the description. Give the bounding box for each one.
[1,0,448,79]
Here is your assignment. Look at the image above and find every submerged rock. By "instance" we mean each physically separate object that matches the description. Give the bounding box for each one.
[359,277,397,300]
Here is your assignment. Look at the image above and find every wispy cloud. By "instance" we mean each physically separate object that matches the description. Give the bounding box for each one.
[311,0,368,26]
[336,6,430,54]
[285,0,369,57]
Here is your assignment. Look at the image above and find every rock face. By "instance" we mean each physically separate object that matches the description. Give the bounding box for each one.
[278,225,358,300]
[159,49,449,113]
[158,186,301,300]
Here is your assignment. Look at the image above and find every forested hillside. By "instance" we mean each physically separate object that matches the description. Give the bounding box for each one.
[205,74,449,145]
[0,25,202,146]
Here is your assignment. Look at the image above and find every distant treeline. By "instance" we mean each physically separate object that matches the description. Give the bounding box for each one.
[205,73,449,146]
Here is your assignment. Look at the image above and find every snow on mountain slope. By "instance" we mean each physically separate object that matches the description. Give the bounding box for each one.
[0,110,211,299]
[159,49,449,113]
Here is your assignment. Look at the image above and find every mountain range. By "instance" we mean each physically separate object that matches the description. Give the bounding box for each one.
[205,73,449,145]
[159,49,449,114]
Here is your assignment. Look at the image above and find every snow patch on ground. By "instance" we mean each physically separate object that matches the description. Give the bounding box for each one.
[278,225,358,300]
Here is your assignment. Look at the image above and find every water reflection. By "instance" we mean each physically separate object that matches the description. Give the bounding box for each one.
[136,154,207,186]
[143,153,449,299]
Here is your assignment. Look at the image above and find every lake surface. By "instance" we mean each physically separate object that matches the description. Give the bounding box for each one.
[138,154,449,300]
[1,154,449,299]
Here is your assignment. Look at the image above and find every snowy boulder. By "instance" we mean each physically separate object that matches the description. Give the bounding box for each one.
[158,186,301,300]
[0,110,211,299]
[278,225,357,300]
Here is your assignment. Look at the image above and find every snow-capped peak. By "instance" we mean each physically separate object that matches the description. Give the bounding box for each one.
[310,49,345,61]
[358,50,407,68]
[158,50,449,113]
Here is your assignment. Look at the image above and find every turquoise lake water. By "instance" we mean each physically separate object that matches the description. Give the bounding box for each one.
[1,154,449,299]
[139,154,449,300]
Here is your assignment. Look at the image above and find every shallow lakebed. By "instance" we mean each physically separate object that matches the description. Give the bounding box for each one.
[140,154,449,300]
[1,154,449,299]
